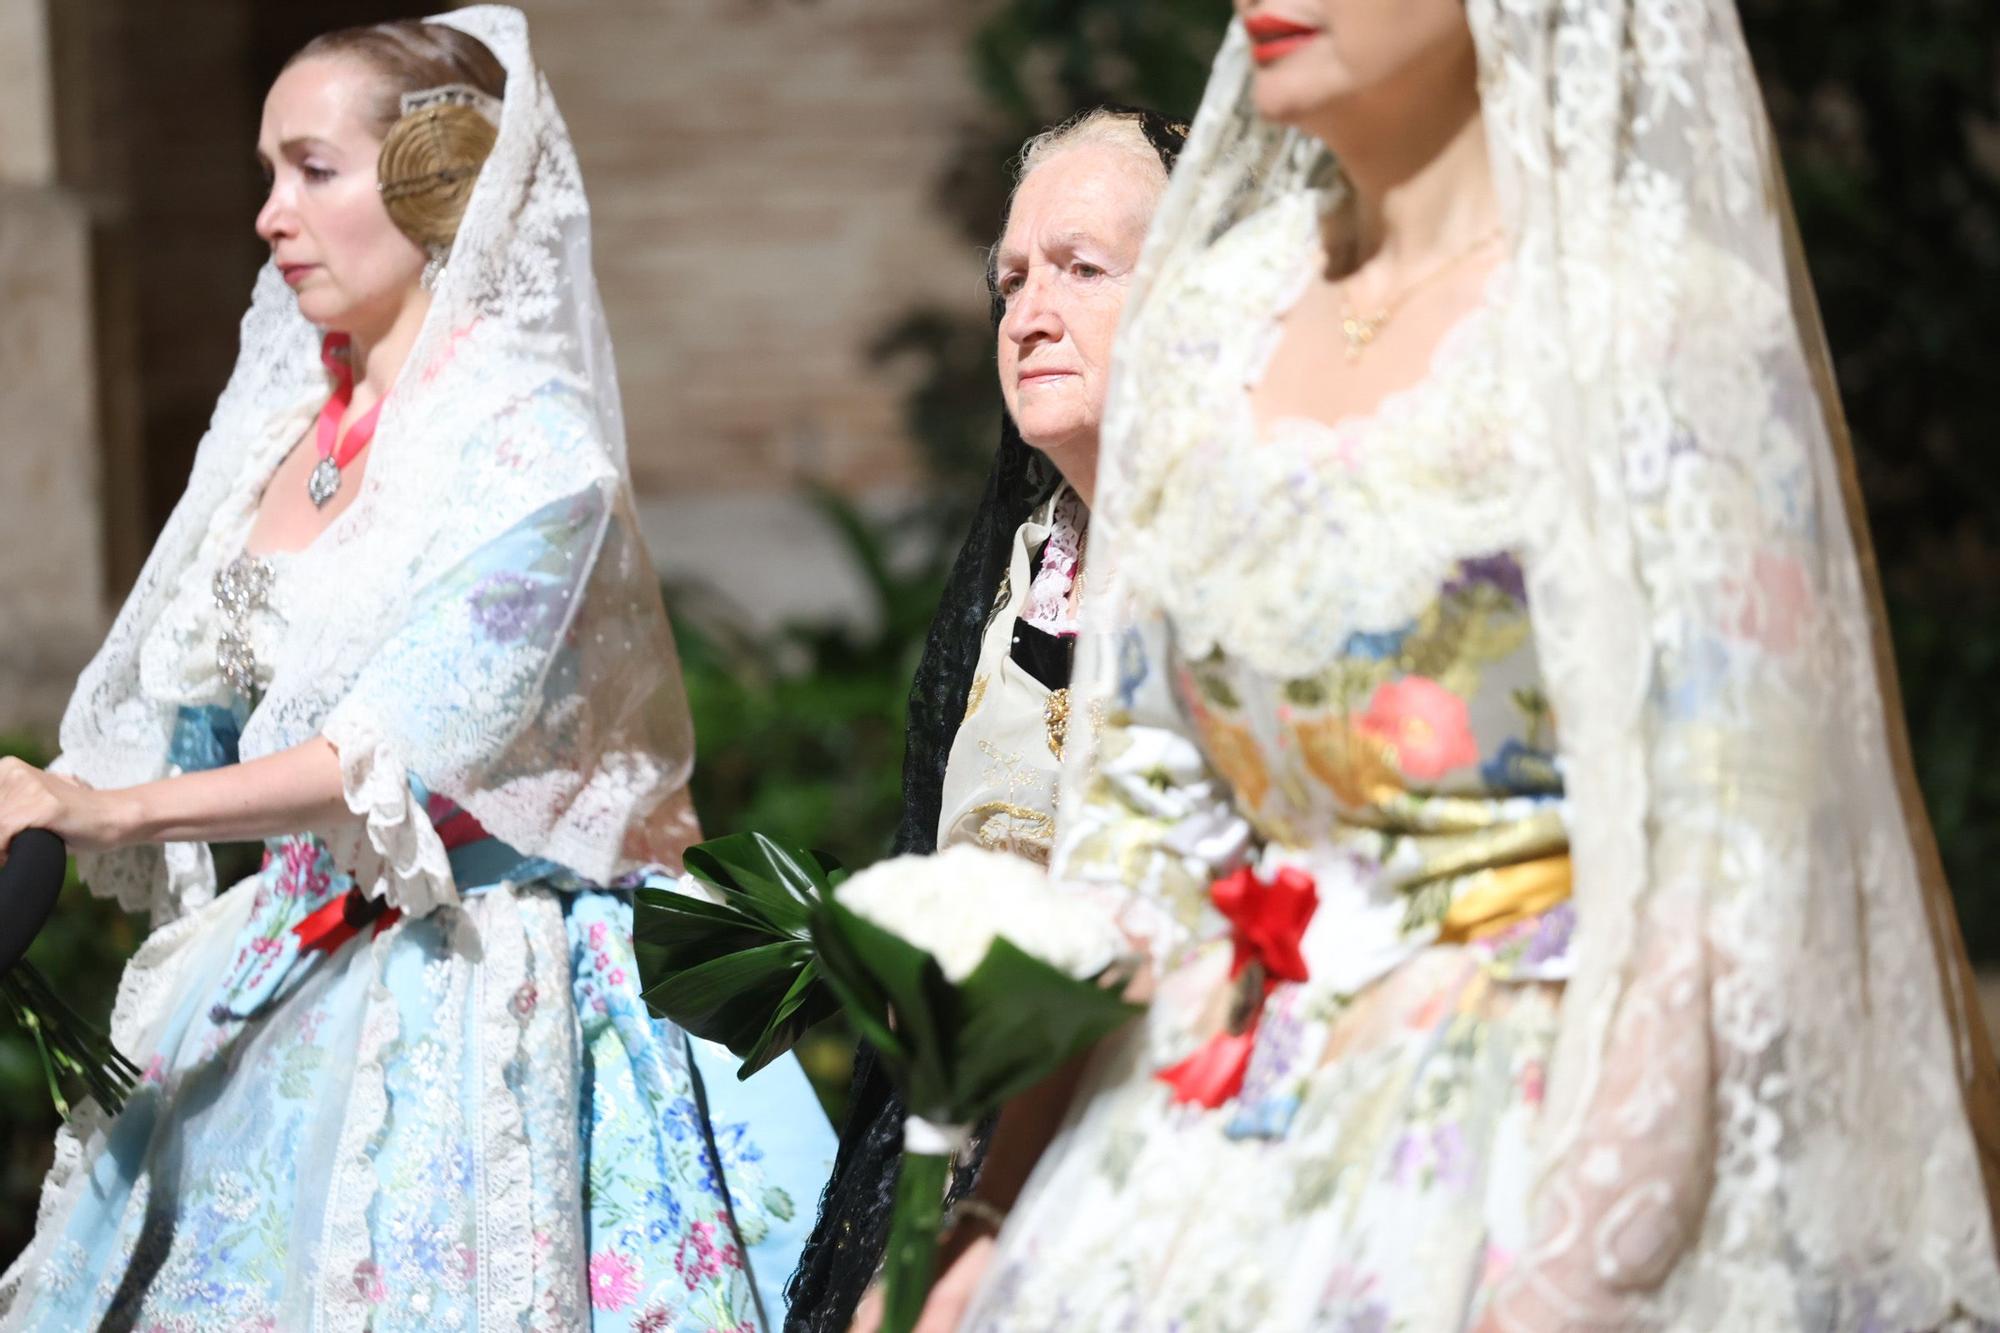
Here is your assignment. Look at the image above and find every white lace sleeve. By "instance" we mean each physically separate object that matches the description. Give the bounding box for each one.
[311,479,686,907]
[317,710,456,917]
[1498,261,2000,1326]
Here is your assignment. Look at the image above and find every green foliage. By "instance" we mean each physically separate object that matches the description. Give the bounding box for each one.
[634,834,845,1078]
[671,488,938,876]
[1893,598,2000,958]
[667,488,955,1109]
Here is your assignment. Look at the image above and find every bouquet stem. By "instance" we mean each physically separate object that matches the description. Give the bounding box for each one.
[2,961,141,1117]
[880,1147,952,1333]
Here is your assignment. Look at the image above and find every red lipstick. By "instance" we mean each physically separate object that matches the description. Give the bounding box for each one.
[1244,13,1320,66]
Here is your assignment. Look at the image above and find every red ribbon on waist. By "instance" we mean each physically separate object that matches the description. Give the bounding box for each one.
[295,801,493,956]
[1156,864,1318,1109]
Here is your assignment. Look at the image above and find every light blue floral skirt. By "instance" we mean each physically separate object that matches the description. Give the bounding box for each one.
[0,834,835,1333]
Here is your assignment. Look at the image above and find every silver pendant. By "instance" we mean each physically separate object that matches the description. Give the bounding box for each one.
[307,456,342,508]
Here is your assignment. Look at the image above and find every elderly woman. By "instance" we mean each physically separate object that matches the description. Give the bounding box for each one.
[782,106,1185,1333]
[0,10,831,1330]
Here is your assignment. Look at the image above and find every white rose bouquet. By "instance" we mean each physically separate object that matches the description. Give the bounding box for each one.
[811,843,1140,1333]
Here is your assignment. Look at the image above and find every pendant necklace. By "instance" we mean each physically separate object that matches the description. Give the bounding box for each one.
[1337,228,1503,363]
[306,333,387,508]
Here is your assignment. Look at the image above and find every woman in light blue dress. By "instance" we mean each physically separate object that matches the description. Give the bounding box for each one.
[0,10,833,1330]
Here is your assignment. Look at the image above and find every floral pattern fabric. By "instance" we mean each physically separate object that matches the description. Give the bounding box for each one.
[1,482,834,1333]
[962,194,1577,1332]
[7,836,828,1333]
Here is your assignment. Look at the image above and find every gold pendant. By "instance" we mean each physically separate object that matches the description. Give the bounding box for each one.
[1340,312,1384,363]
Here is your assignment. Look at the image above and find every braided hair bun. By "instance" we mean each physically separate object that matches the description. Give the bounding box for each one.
[377,92,499,250]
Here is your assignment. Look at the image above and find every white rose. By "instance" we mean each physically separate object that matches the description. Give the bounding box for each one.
[834,844,1128,984]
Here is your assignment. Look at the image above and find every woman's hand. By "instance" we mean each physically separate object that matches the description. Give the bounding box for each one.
[845,1234,998,1333]
[0,756,132,862]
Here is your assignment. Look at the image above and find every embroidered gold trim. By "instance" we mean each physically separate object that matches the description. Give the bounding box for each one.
[970,801,1056,861]
[1044,687,1071,759]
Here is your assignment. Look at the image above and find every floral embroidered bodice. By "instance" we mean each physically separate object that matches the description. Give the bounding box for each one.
[1065,192,1572,993]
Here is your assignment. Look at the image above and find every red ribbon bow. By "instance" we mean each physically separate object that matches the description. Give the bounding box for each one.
[1156,865,1318,1109]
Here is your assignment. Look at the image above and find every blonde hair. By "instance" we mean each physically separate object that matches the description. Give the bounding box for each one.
[376,100,500,250]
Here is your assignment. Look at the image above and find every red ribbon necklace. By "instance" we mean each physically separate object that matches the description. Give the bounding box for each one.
[305,333,386,508]
[1157,864,1319,1109]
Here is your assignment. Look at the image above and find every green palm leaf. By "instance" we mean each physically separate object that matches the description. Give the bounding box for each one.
[633,832,845,1077]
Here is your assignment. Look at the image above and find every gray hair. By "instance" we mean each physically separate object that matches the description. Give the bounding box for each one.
[1014,108,1168,189]
[994,108,1171,271]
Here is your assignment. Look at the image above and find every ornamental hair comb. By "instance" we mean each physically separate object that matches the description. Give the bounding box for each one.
[399,83,503,128]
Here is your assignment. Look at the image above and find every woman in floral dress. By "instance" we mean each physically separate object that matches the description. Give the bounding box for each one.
[924,1,2000,1329]
[0,10,831,1330]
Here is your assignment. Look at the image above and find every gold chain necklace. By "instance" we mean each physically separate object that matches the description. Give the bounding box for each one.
[1336,228,1503,363]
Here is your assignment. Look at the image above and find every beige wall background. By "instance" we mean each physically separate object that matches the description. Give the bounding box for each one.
[528,0,989,497]
[1,0,105,726]
[519,0,993,628]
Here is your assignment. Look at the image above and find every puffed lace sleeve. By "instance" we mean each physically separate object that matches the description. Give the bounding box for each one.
[1055,608,1251,970]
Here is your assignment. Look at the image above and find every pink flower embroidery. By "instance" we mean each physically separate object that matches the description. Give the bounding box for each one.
[1734,549,1811,655]
[1354,677,1480,782]
[589,1250,641,1310]
[589,921,609,949]
[279,839,331,900]
[675,1221,729,1290]
[634,1307,675,1333]
[607,968,628,987]
[351,1259,386,1304]
[1520,1058,1546,1107]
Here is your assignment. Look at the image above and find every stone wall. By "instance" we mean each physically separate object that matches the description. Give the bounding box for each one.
[512,0,997,628]
[516,0,991,498]
[0,0,106,732]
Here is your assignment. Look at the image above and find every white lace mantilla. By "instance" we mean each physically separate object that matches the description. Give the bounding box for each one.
[1122,194,1555,682]
[1037,8,2000,1329]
